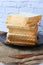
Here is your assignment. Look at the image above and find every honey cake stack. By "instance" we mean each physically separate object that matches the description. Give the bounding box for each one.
[6,12,41,45]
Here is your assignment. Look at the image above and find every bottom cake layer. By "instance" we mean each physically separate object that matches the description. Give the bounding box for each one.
[6,34,37,45]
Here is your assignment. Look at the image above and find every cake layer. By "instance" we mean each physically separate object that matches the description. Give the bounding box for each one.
[7,24,38,36]
[6,14,41,28]
[7,33,36,41]
[6,34,37,45]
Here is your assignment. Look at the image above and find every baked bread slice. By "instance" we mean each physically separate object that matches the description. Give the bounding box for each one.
[6,12,41,45]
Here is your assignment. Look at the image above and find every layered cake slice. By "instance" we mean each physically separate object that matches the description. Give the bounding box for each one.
[6,12,41,45]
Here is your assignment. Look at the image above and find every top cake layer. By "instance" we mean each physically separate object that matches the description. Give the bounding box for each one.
[6,12,41,28]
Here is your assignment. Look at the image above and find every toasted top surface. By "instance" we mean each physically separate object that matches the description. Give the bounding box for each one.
[6,12,41,28]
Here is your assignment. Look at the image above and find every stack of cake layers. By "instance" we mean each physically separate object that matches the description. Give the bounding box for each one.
[6,12,41,45]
